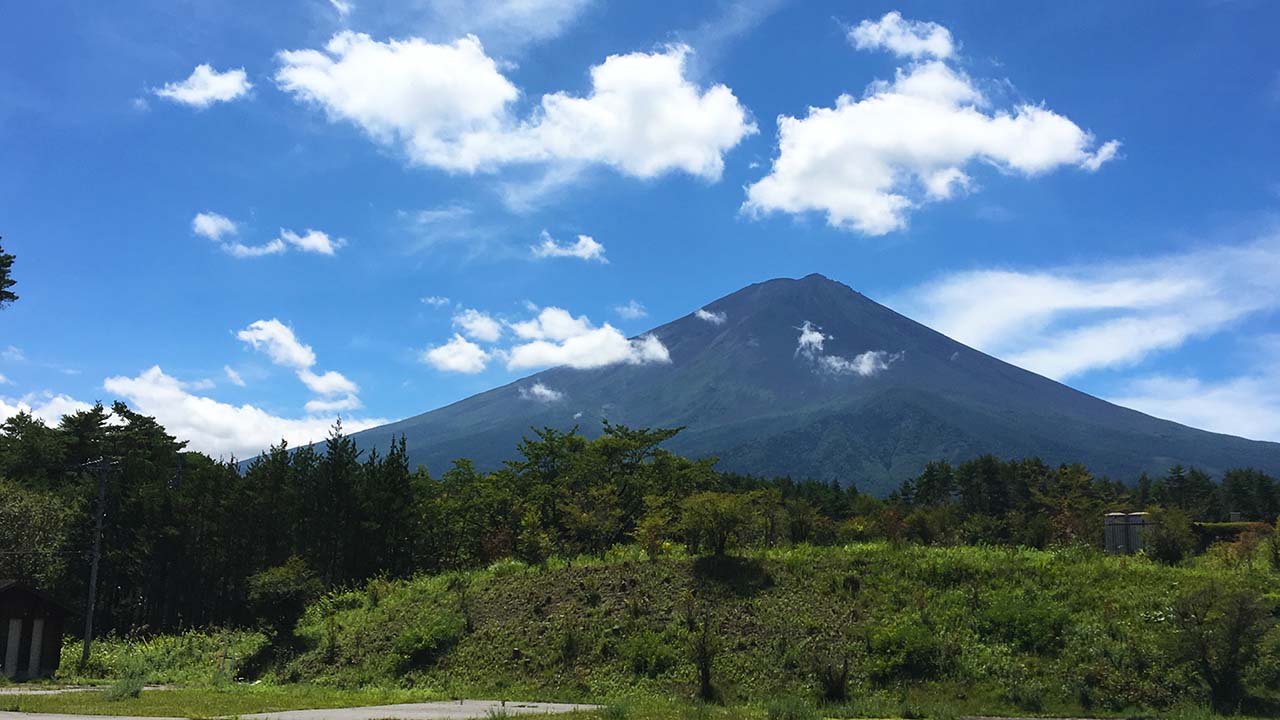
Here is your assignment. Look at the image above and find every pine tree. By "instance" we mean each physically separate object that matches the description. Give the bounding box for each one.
[0,237,16,307]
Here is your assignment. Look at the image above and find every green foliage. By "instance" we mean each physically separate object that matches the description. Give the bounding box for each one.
[393,611,467,671]
[103,654,147,701]
[0,237,16,308]
[680,492,753,556]
[867,614,948,681]
[978,589,1068,653]
[619,631,680,678]
[1166,581,1277,713]
[57,629,267,685]
[248,556,323,640]
[601,703,630,720]
[1147,506,1198,564]
[0,477,76,586]
[766,696,818,720]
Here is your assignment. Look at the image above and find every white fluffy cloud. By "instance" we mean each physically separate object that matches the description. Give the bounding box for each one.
[510,307,595,341]
[225,239,287,258]
[507,327,668,370]
[192,212,287,258]
[898,234,1280,381]
[848,11,954,59]
[192,212,237,241]
[795,321,899,378]
[192,214,342,258]
[532,231,607,262]
[422,334,490,373]
[519,381,564,402]
[525,44,756,180]
[0,372,385,459]
[744,14,1117,235]
[426,305,670,373]
[155,64,253,108]
[280,229,346,255]
[276,34,755,181]
[615,300,647,319]
[820,350,901,377]
[453,308,503,342]
[297,369,359,396]
[0,392,93,426]
[276,33,520,172]
[237,319,317,369]
[103,366,385,458]
[695,308,727,325]
[796,320,826,356]
[238,319,364,413]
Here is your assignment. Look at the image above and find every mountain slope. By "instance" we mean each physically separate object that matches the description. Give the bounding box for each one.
[350,274,1280,494]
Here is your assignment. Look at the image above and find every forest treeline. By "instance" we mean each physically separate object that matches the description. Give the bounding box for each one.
[1,402,1277,637]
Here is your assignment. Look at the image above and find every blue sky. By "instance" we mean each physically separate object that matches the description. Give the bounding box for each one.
[2,0,1279,457]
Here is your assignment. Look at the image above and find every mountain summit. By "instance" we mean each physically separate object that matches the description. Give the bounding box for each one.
[351,274,1280,494]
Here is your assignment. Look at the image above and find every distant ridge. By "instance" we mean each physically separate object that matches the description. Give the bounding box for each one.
[347,274,1280,495]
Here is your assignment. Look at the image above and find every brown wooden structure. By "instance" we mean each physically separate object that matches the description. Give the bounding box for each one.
[0,580,69,680]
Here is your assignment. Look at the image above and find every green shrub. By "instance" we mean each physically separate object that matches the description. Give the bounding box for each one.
[814,656,850,703]
[557,628,582,665]
[393,611,467,671]
[620,631,679,678]
[1166,581,1276,713]
[1146,507,1197,565]
[103,654,147,701]
[247,556,322,640]
[979,590,1068,652]
[766,696,818,720]
[867,616,948,681]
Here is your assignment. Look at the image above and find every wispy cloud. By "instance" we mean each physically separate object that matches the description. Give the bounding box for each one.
[1110,337,1280,442]
[695,308,727,325]
[615,300,647,320]
[519,381,564,402]
[897,232,1280,381]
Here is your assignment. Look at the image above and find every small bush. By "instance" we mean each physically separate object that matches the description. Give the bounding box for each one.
[620,631,679,677]
[247,556,322,640]
[980,590,1068,652]
[1146,507,1197,565]
[103,654,147,701]
[1166,581,1276,713]
[1003,679,1047,713]
[814,656,850,703]
[393,611,466,671]
[557,628,582,665]
[687,614,719,702]
[867,616,948,681]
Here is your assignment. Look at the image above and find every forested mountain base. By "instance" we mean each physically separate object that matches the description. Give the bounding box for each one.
[4,403,1280,715]
[2,402,1279,636]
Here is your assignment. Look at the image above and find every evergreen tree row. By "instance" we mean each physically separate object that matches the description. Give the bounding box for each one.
[1,402,1276,637]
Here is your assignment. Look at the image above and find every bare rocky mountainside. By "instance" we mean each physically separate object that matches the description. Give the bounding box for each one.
[349,274,1280,494]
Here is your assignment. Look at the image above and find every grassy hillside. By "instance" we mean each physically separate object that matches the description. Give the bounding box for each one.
[274,543,1278,717]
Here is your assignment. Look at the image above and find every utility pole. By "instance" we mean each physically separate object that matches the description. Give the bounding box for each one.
[80,458,111,667]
